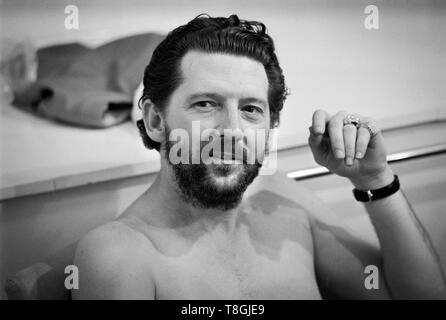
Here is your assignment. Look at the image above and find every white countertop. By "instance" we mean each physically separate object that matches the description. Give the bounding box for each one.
[0,102,161,200]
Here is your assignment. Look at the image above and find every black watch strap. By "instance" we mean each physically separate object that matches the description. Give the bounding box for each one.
[353,175,400,202]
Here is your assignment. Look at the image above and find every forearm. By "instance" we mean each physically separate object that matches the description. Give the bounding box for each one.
[351,166,446,299]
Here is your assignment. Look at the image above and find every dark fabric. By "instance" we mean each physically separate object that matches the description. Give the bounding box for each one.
[4,243,77,300]
[14,33,164,128]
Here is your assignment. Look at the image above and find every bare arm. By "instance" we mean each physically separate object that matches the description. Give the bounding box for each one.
[349,167,446,299]
[299,182,392,299]
[308,109,446,299]
[72,222,155,300]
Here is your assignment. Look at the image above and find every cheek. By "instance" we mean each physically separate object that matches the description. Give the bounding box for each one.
[245,128,269,162]
[166,117,212,161]
[166,106,218,134]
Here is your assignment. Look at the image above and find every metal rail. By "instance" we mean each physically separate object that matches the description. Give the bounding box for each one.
[287,143,446,181]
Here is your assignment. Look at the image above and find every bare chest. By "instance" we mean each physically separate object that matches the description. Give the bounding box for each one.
[151,228,321,299]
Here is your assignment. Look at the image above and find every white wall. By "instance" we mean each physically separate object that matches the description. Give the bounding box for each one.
[1,0,445,149]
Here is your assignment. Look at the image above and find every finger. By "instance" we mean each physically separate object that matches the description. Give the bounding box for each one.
[355,126,371,159]
[308,126,330,165]
[343,124,357,166]
[312,109,330,135]
[361,121,382,149]
[328,111,347,159]
[308,126,323,149]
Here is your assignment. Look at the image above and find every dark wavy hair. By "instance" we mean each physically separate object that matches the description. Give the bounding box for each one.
[136,14,288,151]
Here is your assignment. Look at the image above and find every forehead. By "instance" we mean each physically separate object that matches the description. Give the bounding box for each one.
[177,50,269,101]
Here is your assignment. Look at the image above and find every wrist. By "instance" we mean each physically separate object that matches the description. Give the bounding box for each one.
[350,166,395,190]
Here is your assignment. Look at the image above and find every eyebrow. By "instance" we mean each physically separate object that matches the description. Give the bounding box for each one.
[187,92,224,102]
[187,92,268,108]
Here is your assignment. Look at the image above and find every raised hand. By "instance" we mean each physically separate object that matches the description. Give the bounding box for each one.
[308,110,394,190]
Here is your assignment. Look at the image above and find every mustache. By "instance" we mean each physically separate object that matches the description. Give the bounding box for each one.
[205,135,249,163]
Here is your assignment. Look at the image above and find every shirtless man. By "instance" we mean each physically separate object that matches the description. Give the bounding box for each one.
[72,14,445,300]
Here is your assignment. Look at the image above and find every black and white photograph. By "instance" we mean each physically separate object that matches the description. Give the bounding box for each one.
[0,0,445,303]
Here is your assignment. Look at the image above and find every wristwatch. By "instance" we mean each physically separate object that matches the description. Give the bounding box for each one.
[353,175,400,202]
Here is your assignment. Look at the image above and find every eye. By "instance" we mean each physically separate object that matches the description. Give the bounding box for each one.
[193,101,217,109]
[241,105,264,114]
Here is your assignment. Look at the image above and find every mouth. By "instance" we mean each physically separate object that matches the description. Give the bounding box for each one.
[209,157,243,165]
[209,150,245,164]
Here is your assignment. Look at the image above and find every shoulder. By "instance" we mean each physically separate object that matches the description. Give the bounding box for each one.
[72,221,155,299]
[74,221,146,263]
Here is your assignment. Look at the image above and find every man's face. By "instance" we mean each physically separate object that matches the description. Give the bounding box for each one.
[162,50,271,210]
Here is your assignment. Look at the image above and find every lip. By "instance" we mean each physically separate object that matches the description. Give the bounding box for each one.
[210,157,243,165]
[210,151,245,162]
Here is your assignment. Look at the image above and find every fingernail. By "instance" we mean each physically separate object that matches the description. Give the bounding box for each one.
[346,157,353,166]
[314,125,322,134]
[355,151,362,159]
[334,149,345,158]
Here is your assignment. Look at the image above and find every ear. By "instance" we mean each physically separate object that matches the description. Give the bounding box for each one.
[141,99,165,145]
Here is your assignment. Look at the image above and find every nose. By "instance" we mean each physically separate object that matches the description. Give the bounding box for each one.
[219,104,244,142]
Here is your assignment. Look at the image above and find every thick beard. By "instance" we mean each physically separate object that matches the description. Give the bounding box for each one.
[164,133,262,211]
